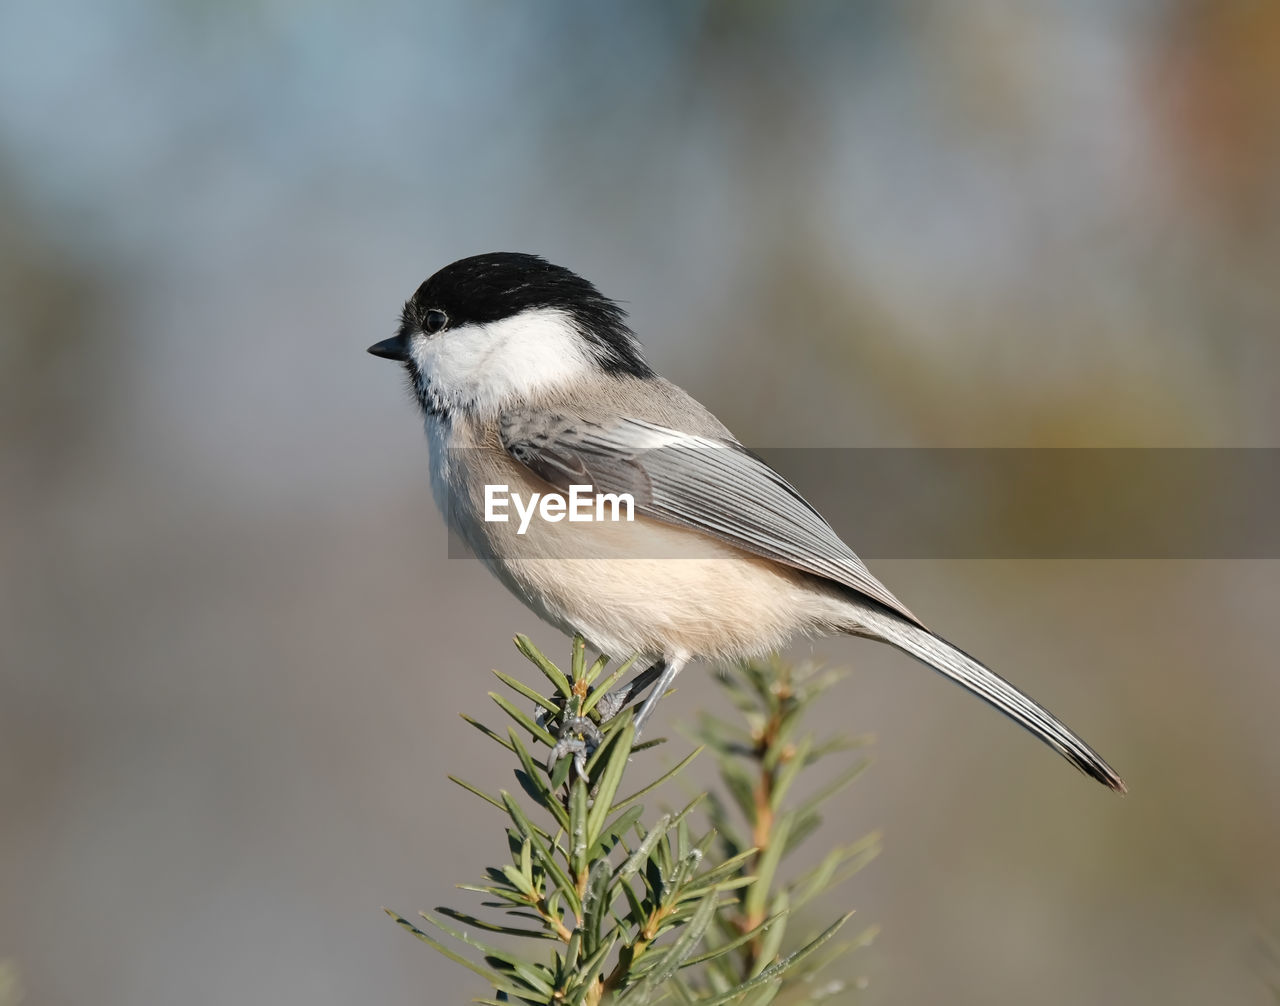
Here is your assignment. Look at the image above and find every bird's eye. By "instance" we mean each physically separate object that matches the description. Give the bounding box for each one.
[424,309,448,335]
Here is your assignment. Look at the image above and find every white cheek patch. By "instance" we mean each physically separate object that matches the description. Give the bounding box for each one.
[412,307,596,414]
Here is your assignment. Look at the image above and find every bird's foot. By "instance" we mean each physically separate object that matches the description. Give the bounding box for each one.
[537,658,673,781]
[546,716,600,779]
[591,660,667,724]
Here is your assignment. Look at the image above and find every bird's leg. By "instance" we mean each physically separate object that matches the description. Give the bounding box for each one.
[545,656,687,773]
[629,657,687,737]
[592,659,668,722]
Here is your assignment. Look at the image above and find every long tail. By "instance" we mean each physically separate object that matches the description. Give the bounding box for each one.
[854,608,1126,792]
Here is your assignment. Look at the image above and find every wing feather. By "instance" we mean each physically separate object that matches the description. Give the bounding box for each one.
[500,411,922,626]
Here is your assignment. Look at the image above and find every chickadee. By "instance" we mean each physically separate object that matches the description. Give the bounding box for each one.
[369,252,1124,792]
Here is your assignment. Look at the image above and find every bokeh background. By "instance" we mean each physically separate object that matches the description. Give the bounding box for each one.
[3,2,1280,1004]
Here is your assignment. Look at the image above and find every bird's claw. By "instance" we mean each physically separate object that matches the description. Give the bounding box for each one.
[537,659,670,782]
[547,716,601,778]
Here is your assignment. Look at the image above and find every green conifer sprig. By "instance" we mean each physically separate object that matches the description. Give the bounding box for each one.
[684,659,882,1001]
[390,637,875,1004]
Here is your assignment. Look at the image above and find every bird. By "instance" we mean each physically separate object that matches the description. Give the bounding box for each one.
[368,252,1125,792]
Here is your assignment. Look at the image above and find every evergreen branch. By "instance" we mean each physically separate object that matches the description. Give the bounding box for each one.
[393,638,876,1003]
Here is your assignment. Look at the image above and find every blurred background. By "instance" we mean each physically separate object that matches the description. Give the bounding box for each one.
[3,1,1279,1003]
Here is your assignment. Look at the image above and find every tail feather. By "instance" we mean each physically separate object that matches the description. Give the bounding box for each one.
[856,610,1126,793]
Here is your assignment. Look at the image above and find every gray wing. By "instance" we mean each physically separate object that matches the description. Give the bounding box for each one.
[499,410,922,626]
